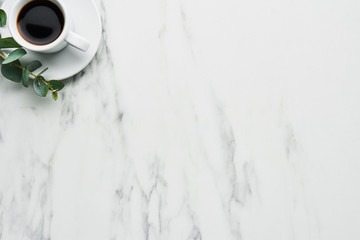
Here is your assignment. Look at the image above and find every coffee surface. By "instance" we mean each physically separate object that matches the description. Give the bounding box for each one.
[17,0,64,45]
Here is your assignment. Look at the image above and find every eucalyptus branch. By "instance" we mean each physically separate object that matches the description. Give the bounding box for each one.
[0,9,65,100]
[1,52,35,77]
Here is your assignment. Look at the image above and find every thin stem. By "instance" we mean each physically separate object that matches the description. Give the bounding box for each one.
[0,52,7,60]
[0,52,55,91]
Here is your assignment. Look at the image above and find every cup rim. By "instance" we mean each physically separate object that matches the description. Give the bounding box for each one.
[8,0,69,52]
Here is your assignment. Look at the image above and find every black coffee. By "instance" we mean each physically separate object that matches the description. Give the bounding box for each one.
[17,0,64,45]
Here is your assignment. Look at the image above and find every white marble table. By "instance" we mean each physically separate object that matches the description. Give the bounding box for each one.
[1,0,360,239]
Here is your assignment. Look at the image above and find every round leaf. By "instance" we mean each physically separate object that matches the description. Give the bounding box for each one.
[22,68,29,87]
[33,77,49,97]
[27,60,42,72]
[22,60,42,87]
[52,91,58,101]
[49,80,64,91]
[1,60,22,82]
[2,48,27,64]
[0,38,22,49]
[0,9,6,27]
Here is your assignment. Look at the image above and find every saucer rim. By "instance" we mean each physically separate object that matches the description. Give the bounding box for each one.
[0,0,102,80]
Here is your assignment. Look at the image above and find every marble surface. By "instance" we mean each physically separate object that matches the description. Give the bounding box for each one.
[1,0,360,239]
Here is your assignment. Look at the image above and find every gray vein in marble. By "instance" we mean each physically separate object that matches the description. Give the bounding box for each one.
[60,0,124,131]
[185,204,203,240]
[188,226,202,240]
[137,159,167,240]
[98,0,123,119]
[96,1,115,71]
[30,155,53,240]
[280,102,321,240]
[0,153,54,240]
[2,0,356,239]
[211,91,260,239]
[212,93,250,207]
[110,184,133,240]
[180,6,195,58]
[285,124,302,162]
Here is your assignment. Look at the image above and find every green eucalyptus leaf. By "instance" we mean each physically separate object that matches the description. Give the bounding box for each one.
[52,91,58,101]
[22,68,29,87]
[33,76,49,97]
[22,60,42,87]
[1,59,22,82]
[27,60,42,72]
[0,7,65,99]
[0,37,21,48]
[0,9,6,27]
[2,48,27,64]
[49,80,64,91]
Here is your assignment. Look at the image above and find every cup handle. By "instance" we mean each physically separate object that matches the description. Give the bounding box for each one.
[65,31,90,52]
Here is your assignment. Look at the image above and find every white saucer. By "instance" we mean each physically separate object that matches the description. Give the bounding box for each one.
[0,0,102,80]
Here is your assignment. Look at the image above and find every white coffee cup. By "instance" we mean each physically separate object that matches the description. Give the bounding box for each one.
[8,0,90,53]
